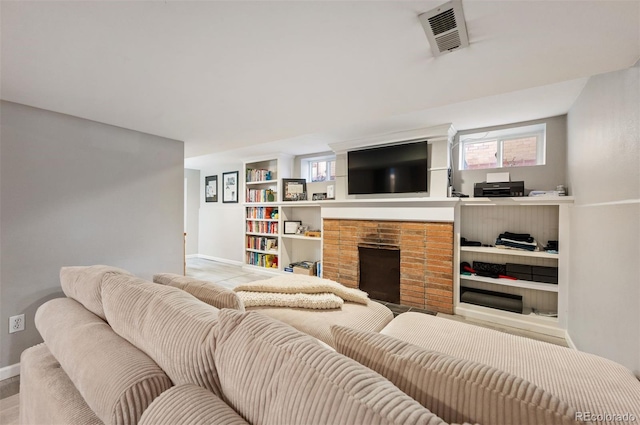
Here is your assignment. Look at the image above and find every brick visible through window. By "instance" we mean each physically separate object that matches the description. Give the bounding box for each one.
[459,123,545,170]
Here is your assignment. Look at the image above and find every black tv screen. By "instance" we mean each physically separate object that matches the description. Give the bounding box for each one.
[348,141,428,195]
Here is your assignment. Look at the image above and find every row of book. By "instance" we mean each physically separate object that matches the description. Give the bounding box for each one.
[246,168,273,182]
[246,189,276,203]
[246,206,277,219]
[246,252,278,269]
[246,221,278,234]
[247,236,277,252]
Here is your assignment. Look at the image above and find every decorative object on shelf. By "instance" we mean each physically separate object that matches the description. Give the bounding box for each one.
[284,220,302,234]
[327,184,335,199]
[312,193,327,201]
[304,230,322,238]
[205,175,217,203]
[267,189,275,202]
[222,171,239,203]
[282,178,307,201]
[296,225,309,235]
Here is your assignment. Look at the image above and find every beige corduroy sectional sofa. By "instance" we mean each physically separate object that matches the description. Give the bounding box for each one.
[20,266,640,425]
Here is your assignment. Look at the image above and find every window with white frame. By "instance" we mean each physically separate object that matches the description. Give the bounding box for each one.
[459,123,546,170]
[308,158,336,182]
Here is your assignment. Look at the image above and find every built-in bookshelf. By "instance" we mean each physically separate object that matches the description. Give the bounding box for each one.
[455,197,572,337]
[243,156,292,271]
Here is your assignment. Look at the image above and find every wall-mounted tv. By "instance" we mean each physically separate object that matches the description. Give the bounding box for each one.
[347,141,428,195]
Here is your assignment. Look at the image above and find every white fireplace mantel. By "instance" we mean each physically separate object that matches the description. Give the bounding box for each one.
[320,198,458,222]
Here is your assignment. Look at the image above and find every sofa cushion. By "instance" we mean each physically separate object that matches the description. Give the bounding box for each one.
[139,384,249,425]
[332,325,578,425]
[60,265,132,320]
[35,298,173,425]
[234,274,370,304]
[213,309,446,425]
[247,300,393,348]
[20,343,102,425]
[381,313,640,423]
[153,273,244,311]
[102,274,222,397]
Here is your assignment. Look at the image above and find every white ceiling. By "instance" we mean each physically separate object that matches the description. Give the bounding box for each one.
[2,1,639,160]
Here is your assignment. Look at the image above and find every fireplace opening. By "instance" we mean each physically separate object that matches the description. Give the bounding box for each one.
[358,245,400,303]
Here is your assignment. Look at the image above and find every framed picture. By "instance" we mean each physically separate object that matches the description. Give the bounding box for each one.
[222,171,239,203]
[284,220,302,234]
[282,178,307,201]
[205,175,218,202]
[312,193,327,201]
[296,225,309,235]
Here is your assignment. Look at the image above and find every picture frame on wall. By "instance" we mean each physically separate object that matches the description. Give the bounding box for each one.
[222,171,239,203]
[284,220,302,234]
[205,175,218,202]
[282,178,307,201]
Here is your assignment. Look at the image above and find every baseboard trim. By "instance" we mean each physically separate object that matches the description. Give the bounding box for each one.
[0,363,20,381]
[565,331,577,350]
[195,254,243,266]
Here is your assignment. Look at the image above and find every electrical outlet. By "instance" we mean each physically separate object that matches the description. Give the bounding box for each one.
[9,314,25,333]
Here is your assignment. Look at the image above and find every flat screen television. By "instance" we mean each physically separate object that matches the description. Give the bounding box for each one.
[347,141,428,195]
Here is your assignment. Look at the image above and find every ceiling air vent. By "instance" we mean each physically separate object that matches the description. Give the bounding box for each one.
[419,0,469,57]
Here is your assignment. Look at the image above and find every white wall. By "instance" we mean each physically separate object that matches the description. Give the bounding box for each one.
[566,62,639,376]
[184,168,200,255]
[453,115,567,195]
[197,161,245,264]
[0,101,184,368]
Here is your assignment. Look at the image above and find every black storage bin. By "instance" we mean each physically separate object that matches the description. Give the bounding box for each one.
[460,287,523,314]
[532,266,559,284]
[506,263,532,281]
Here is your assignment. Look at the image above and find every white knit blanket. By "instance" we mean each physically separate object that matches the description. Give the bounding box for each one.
[234,274,370,308]
[236,291,344,310]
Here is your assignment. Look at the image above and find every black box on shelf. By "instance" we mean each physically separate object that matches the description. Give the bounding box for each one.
[531,266,558,284]
[506,263,532,280]
[460,287,523,314]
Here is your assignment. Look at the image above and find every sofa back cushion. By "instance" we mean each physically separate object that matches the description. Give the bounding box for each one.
[213,309,446,425]
[153,273,244,311]
[35,298,173,425]
[381,312,640,423]
[60,265,132,320]
[139,384,249,425]
[332,325,579,425]
[102,274,222,397]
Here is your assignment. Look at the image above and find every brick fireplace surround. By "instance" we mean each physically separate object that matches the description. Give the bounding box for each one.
[322,219,454,314]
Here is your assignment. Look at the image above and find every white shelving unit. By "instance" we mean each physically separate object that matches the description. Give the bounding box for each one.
[454,197,572,338]
[243,156,293,272]
[242,156,323,273]
[279,203,322,273]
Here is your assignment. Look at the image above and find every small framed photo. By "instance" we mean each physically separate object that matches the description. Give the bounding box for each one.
[282,178,307,201]
[312,193,327,201]
[222,171,239,203]
[284,220,302,234]
[205,175,218,202]
[296,225,309,235]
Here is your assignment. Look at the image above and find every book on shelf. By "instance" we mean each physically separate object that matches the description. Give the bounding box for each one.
[246,168,273,182]
[246,188,277,203]
[246,221,278,234]
[246,206,277,219]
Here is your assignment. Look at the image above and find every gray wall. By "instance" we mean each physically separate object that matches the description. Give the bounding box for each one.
[198,161,245,264]
[185,168,200,256]
[453,115,567,195]
[566,62,639,376]
[0,101,184,368]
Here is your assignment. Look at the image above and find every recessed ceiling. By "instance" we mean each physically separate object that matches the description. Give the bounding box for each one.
[2,1,639,158]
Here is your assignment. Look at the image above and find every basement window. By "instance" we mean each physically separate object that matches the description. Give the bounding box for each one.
[459,123,546,170]
[309,158,336,182]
